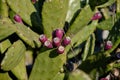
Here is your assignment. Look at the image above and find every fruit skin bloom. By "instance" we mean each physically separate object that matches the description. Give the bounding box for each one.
[57,46,65,54]
[91,12,102,20]
[105,41,113,50]
[14,14,23,23]
[53,37,61,47]
[62,36,71,46]
[44,40,53,48]
[53,29,64,39]
[39,34,48,43]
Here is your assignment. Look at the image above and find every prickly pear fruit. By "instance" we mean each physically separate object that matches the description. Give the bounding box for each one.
[105,40,112,50]
[100,78,108,80]
[32,0,37,4]
[39,34,48,43]
[53,37,61,47]
[91,12,102,20]
[14,14,23,23]
[44,40,53,48]
[57,46,65,54]
[53,29,64,39]
[62,36,71,46]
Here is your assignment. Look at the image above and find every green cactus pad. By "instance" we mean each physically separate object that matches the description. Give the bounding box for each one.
[0,21,16,41]
[0,72,12,80]
[15,23,41,48]
[65,0,80,22]
[53,72,65,80]
[11,57,28,80]
[71,21,98,47]
[6,0,41,27]
[6,0,35,25]
[29,48,66,80]
[0,0,9,17]
[68,69,91,80]
[0,39,11,54]
[1,40,26,71]
[97,17,113,30]
[42,0,68,37]
[90,33,95,55]
[82,36,91,61]
[66,5,94,37]
[82,33,95,61]
[96,0,115,8]
[0,17,13,23]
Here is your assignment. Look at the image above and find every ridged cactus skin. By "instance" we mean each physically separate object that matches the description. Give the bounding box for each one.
[0,21,16,41]
[0,0,8,17]
[82,33,95,61]
[11,57,28,80]
[15,23,41,48]
[0,73,12,80]
[82,36,91,61]
[72,21,97,47]
[66,5,94,37]
[6,0,37,26]
[0,0,120,80]
[53,73,65,80]
[65,0,80,22]
[42,0,68,37]
[0,39,11,54]
[1,40,26,71]
[97,17,113,30]
[29,49,66,80]
[68,69,91,80]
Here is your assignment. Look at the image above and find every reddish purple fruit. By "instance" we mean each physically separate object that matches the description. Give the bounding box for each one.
[53,29,64,39]
[105,41,112,50]
[44,40,53,48]
[57,46,65,54]
[32,0,38,4]
[39,34,48,43]
[100,78,108,80]
[53,37,61,47]
[91,12,102,20]
[14,14,23,23]
[62,36,71,46]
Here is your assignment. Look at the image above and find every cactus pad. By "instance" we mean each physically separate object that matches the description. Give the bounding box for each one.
[42,0,68,37]
[67,5,94,37]
[11,57,28,80]
[1,40,26,71]
[0,39,11,54]
[0,72,12,80]
[0,21,16,41]
[15,23,41,48]
[29,48,66,80]
[68,69,91,80]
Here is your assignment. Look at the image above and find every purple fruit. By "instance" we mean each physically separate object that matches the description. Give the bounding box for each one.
[44,40,53,48]
[14,14,23,23]
[39,34,48,43]
[53,29,64,39]
[32,0,37,4]
[91,12,102,20]
[100,78,108,80]
[53,37,61,47]
[57,46,65,54]
[62,36,71,46]
[105,41,112,50]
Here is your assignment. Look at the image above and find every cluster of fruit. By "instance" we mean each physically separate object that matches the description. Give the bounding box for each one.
[39,29,71,54]
[13,14,71,54]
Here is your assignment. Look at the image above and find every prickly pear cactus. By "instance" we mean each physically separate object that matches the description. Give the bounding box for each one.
[1,0,120,80]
